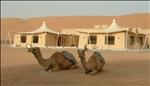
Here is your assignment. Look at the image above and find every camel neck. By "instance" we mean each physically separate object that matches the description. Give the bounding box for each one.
[80,57,86,64]
[33,52,47,67]
[80,57,89,71]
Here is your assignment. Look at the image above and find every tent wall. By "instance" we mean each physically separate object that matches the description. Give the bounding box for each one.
[145,34,150,48]
[13,33,47,47]
[78,33,89,48]
[60,35,70,46]
[127,32,146,49]
[138,34,146,49]
[97,32,125,49]
[13,32,79,47]
[31,33,46,47]
[14,34,32,47]
[26,35,33,45]
[73,35,79,47]
[14,34,21,47]
[58,35,79,47]
[78,32,125,49]
[45,33,58,46]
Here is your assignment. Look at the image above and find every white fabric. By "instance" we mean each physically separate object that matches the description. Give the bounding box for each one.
[20,21,59,34]
[77,19,126,33]
[103,19,125,33]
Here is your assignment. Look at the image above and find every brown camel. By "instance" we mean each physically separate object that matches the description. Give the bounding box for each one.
[77,45,105,75]
[27,45,78,72]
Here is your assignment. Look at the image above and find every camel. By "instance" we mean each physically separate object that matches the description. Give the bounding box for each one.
[77,45,105,75]
[27,45,78,72]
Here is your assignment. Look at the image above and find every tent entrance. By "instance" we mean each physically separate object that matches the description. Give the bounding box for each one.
[57,35,79,47]
[58,36,62,46]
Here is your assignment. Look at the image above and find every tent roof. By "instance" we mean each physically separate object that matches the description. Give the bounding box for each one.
[77,19,127,33]
[103,19,126,33]
[19,21,59,34]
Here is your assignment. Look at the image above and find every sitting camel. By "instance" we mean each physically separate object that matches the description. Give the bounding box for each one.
[77,45,105,75]
[27,45,78,72]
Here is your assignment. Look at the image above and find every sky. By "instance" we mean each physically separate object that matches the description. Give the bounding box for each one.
[1,1,150,19]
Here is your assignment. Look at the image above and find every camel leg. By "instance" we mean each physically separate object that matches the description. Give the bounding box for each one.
[44,65,54,72]
[44,67,49,72]
[89,70,97,75]
[69,64,79,69]
[44,67,52,72]
[89,68,97,75]
[50,63,59,72]
[84,69,92,74]
[50,67,59,72]
[85,71,90,74]
[96,63,104,72]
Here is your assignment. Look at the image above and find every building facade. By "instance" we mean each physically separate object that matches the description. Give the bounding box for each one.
[13,21,79,47]
[62,19,149,50]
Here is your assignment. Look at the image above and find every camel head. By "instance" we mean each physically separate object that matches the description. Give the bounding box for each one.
[26,45,40,54]
[77,44,88,58]
[28,47,40,54]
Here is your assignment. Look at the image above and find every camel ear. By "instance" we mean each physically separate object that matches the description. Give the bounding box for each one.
[84,44,88,52]
[77,49,81,53]
[77,48,83,54]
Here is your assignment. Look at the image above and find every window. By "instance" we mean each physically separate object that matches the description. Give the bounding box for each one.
[139,37,143,45]
[130,36,134,45]
[33,36,39,43]
[88,36,97,44]
[105,36,115,45]
[21,36,26,43]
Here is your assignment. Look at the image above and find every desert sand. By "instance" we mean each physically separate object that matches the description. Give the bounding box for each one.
[1,13,150,40]
[1,46,150,86]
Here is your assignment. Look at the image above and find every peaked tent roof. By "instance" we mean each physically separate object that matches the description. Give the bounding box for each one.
[19,21,59,34]
[77,19,127,33]
[103,19,126,33]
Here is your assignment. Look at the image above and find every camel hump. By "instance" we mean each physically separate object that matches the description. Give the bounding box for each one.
[94,51,105,64]
[62,51,77,64]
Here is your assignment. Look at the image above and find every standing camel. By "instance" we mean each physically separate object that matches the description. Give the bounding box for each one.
[27,45,78,72]
[77,45,105,75]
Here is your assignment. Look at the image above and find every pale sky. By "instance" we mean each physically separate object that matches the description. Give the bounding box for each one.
[1,1,150,19]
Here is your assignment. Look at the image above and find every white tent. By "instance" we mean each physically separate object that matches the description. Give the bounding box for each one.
[14,21,60,47]
[103,19,126,33]
[77,19,127,33]
[14,21,79,47]
[19,21,59,34]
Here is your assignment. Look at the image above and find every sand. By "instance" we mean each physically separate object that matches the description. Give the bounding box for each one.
[1,47,150,86]
[1,13,150,40]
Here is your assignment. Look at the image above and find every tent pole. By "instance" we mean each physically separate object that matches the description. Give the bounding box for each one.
[72,34,76,47]
[71,34,73,47]
[43,33,46,47]
[143,33,148,49]
[135,29,139,50]
[69,35,71,47]
[5,31,9,46]
[88,32,91,44]
[8,31,12,46]
[4,33,7,46]
[107,32,109,49]
[125,30,128,50]
[61,35,63,48]
[127,33,134,49]
[56,34,59,47]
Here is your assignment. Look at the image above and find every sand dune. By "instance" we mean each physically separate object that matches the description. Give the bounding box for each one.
[1,13,150,40]
[1,47,150,86]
